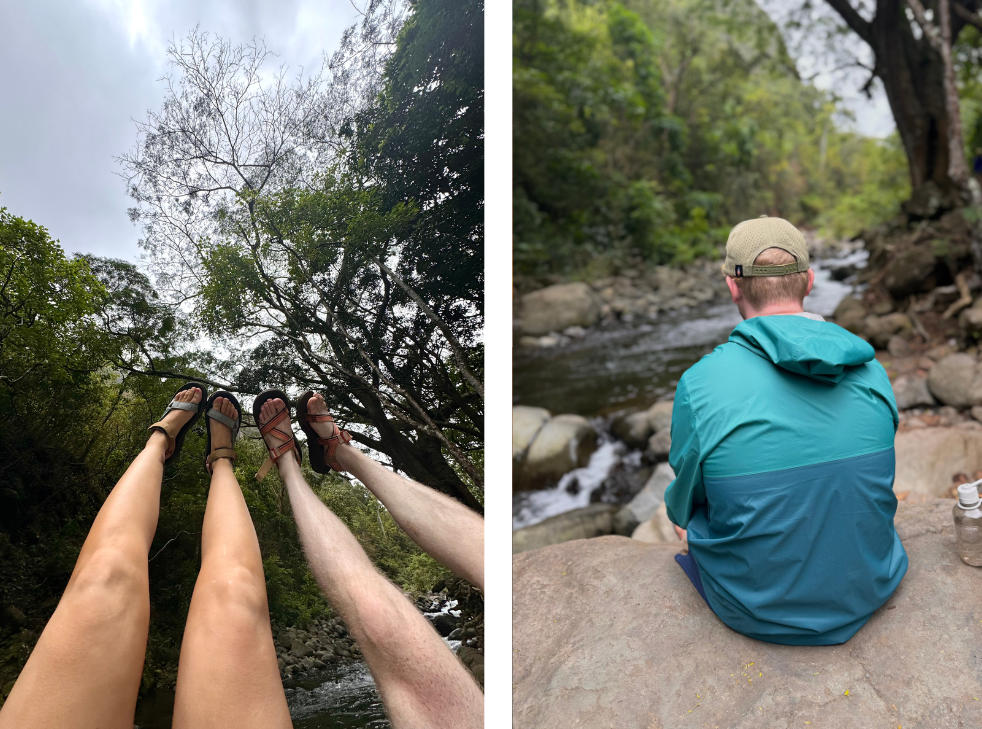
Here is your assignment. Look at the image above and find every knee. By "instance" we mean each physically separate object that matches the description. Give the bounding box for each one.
[199,565,269,622]
[67,547,149,621]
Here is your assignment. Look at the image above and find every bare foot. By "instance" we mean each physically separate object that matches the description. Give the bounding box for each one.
[207,396,239,468]
[305,393,339,442]
[155,386,203,458]
[259,398,295,466]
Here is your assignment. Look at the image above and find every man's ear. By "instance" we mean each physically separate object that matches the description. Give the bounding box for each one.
[725,275,741,304]
[805,268,815,297]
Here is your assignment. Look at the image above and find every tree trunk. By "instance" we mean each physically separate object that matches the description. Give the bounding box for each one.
[869,0,955,196]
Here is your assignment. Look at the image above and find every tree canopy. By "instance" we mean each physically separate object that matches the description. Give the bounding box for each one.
[513,0,910,276]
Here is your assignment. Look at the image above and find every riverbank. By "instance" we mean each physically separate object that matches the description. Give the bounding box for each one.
[513,224,982,548]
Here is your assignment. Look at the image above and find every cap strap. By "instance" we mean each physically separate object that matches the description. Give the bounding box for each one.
[745,262,802,277]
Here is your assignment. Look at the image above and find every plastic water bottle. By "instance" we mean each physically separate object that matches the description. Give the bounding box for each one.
[953,481,982,567]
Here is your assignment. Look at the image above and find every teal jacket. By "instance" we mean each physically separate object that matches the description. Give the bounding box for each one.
[664,314,907,645]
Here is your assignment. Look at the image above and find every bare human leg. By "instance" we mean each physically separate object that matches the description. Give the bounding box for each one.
[171,395,292,729]
[260,398,483,729]
[0,386,203,729]
[305,393,484,591]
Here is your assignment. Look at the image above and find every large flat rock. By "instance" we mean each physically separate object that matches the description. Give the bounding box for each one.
[894,426,982,498]
[513,500,982,728]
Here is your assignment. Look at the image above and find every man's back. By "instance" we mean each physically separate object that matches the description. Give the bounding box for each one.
[665,314,908,645]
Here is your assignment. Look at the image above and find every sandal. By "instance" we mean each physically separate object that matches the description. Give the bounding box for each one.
[253,389,302,481]
[296,391,353,474]
[148,382,208,464]
[204,391,242,474]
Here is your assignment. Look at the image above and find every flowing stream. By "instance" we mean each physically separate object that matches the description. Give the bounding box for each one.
[513,251,865,529]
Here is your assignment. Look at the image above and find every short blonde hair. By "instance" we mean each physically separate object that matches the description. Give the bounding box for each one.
[733,247,809,309]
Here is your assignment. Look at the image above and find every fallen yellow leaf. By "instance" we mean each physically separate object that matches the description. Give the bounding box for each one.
[845,690,850,696]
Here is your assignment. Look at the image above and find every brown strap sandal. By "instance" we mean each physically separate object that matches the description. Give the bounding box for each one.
[204,391,241,474]
[296,391,353,474]
[253,389,302,481]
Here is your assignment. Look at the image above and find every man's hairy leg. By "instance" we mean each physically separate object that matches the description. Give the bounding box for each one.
[277,453,483,728]
[307,393,484,590]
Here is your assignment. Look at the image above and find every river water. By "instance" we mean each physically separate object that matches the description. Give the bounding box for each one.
[512,252,864,529]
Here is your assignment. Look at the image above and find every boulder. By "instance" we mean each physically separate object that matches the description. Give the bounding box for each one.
[457,645,484,688]
[863,312,913,350]
[610,411,652,449]
[512,503,618,554]
[882,246,937,298]
[646,400,674,433]
[645,429,672,460]
[427,612,458,637]
[290,639,313,658]
[631,502,677,543]
[832,296,866,332]
[891,374,936,410]
[519,282,600,337]
[513,500,982,729]
[520,415,597,487]
[513,405,551,459]
[894,425,982,499]
[959,298,982,335]
[613,462,675,535]
[927,353,982,407]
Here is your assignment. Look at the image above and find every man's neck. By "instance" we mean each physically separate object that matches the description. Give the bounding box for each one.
[739,300,805,320]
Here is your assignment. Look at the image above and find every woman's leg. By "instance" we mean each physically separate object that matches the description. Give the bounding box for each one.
[261,399,483,729]
[306,394,484,590]
[0,387,202,729]
[171,396,292,729]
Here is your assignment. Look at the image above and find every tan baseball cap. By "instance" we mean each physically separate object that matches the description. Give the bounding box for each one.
[722,215,810,278]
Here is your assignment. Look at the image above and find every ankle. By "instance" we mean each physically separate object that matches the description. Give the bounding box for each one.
[147,430,170,459]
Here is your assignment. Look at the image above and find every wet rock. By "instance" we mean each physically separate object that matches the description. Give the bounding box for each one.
[457,645,484,688]
[428,612,458,637]
[645,400,674,433]
[927,353,982,407]
[614,462,675,536]
[610,411,652,449]
[519,283,600,337]
[644,429,672,461]
[891,374,936,410]
[882,246,937,298]
[513,406,551,460]
[512,500,982,729]
[512,503,618,554]
[520,415,597,488]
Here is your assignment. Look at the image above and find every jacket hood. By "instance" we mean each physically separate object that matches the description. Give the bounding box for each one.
[728,314,875,385]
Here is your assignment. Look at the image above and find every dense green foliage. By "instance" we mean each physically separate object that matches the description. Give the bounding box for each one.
[513,0,910,276]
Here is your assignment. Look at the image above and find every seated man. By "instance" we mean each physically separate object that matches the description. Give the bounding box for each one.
[664,216,908,646]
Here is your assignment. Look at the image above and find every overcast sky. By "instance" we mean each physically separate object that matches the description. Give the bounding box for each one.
[0,0,363,261]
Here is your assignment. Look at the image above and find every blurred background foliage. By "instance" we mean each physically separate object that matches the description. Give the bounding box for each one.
[513,0,913,277]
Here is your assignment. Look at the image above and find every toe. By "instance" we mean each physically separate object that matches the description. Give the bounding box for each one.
[190,387,202,404]
[261,399,274,426]
[223,397,237,420]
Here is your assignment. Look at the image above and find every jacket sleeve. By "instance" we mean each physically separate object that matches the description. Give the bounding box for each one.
[664,377,706,529]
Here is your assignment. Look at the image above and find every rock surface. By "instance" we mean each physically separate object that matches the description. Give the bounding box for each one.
[927,353,982,407]
[512,503,619,554]
[891,374,936,410]
[646,400,674,434]
[519,282,600,336]
[894,425,982,499]
[614,462,675,535]
[610,411,652,449]
[520,414,597,488]
[513,405,551,459]
[513,500,982,729]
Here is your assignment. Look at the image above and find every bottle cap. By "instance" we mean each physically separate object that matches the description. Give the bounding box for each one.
[958,482,982,509]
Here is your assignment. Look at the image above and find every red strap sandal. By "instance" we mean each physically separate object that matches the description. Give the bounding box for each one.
[252,389,302,481]
[296,391,353,474]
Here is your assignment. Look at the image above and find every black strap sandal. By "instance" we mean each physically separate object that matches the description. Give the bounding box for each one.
[296,391,353,474]
[253,389,302,481]
[148,382,208,464]
[204,391,242,474]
